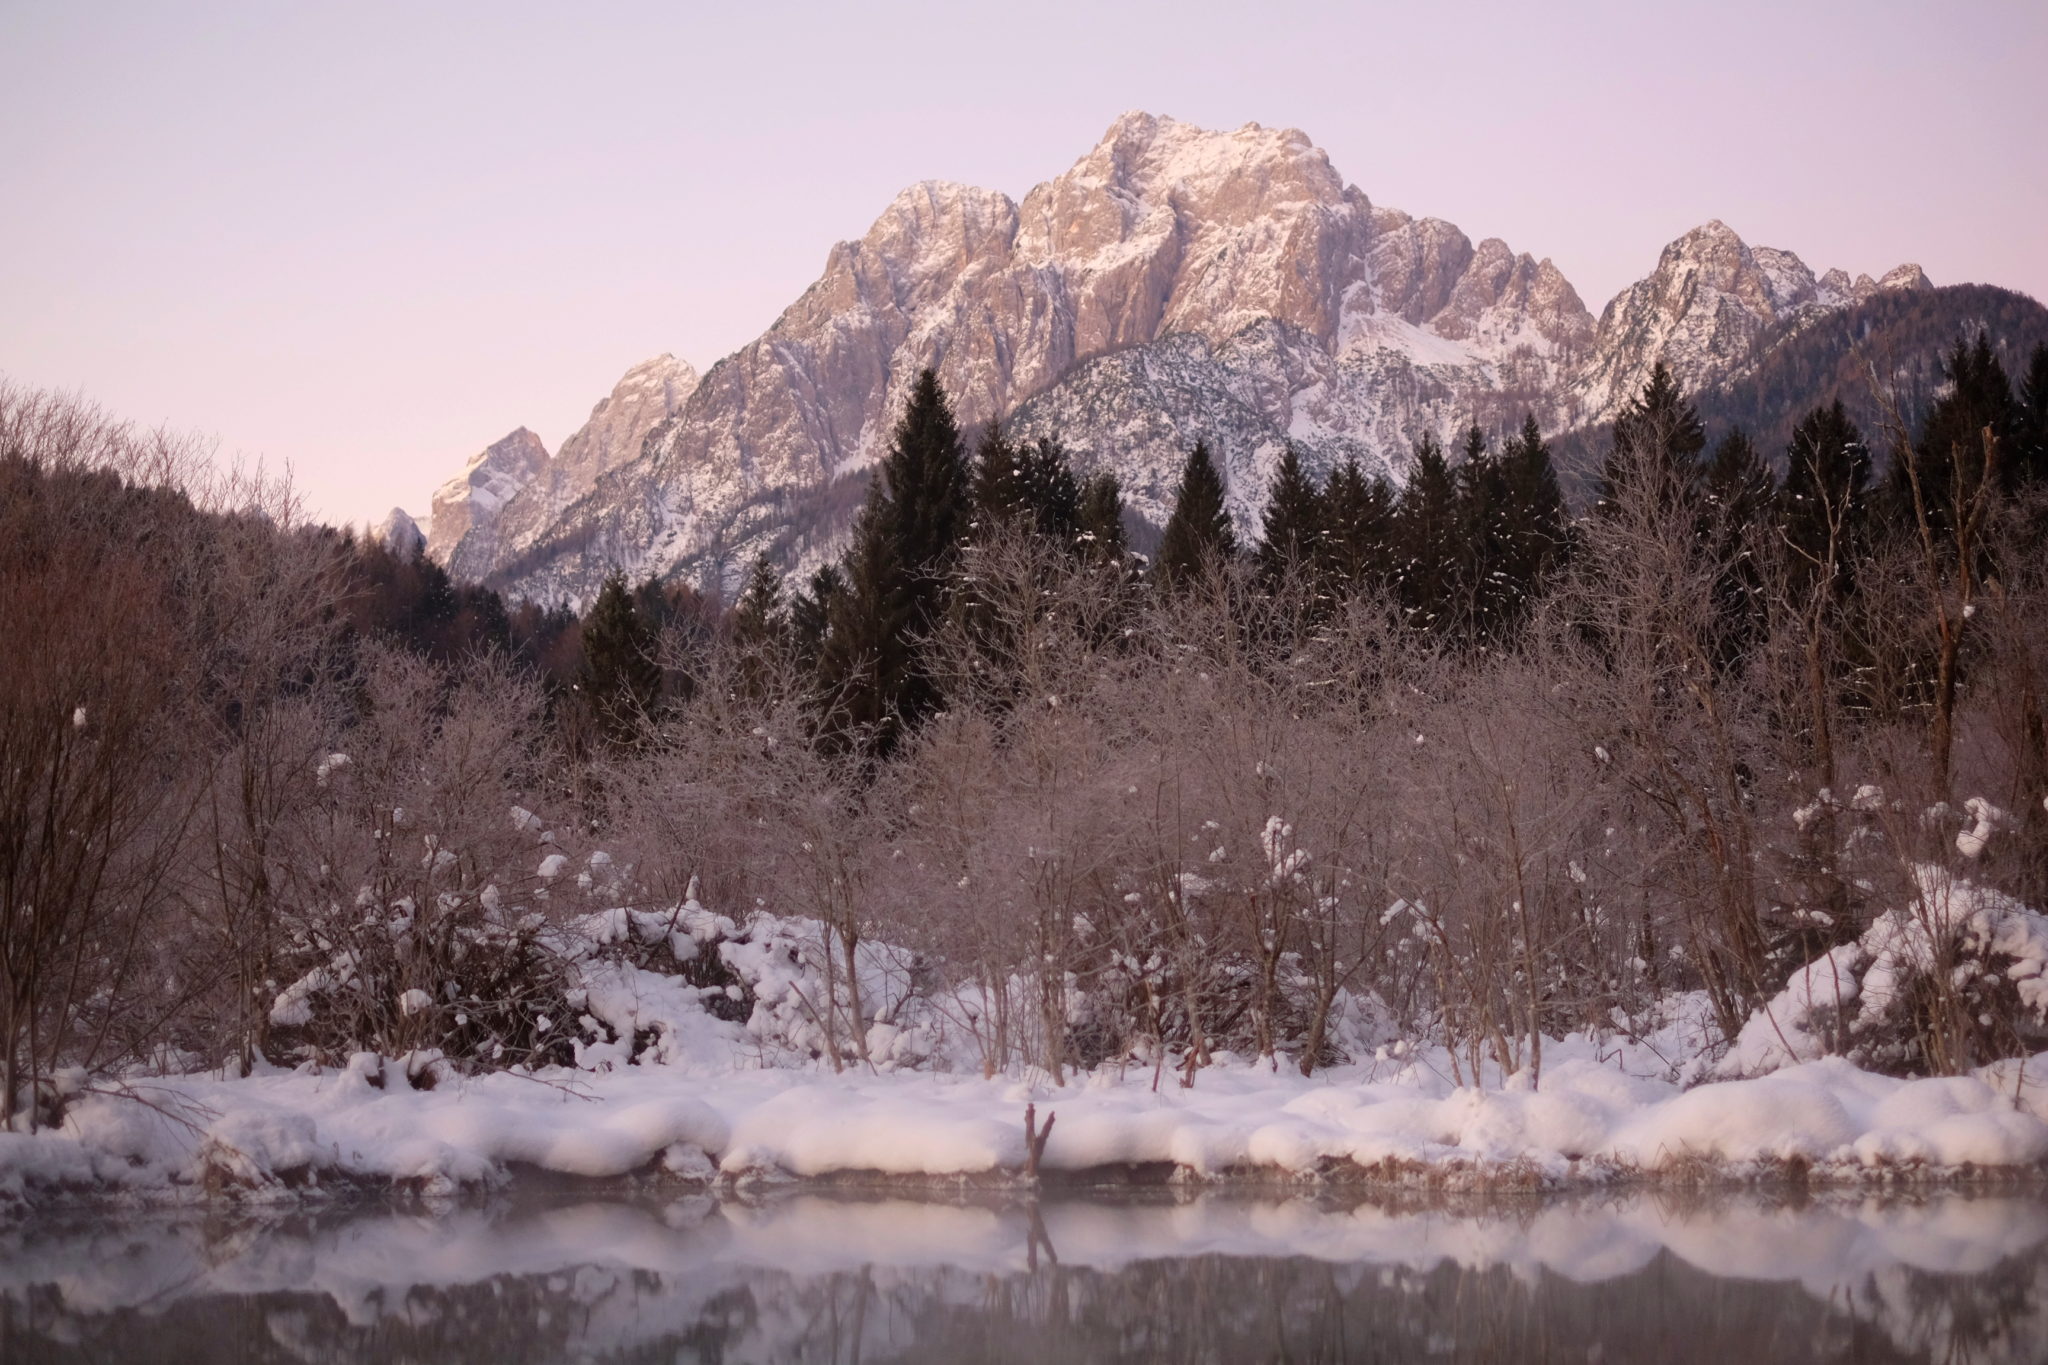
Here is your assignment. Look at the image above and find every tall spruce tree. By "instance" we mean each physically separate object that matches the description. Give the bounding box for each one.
[1470,413,1570,638]
[2017,343,2048,493]
[727,554,787,696]
[1076,471,1127,561]
[1780,402,1870,597]
[814,368,969,752]
[788,564,844,658]
[581,571,663,746]
[730,554,784,641]
[1318,456,1396,594]
[1156,440,1237,586]
[1256,444,1325,581]
[1700,428,1775,667]
[1395,431,1461,634]
[818,497,913,749]
[1889,332,2014,532]
[969,424,1028,532]
[1018,437,1082,544]
[1601,362,1707,513]
[1454,424,1517,641]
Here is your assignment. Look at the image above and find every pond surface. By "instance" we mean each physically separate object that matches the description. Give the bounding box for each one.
[3,1184,2046,1363]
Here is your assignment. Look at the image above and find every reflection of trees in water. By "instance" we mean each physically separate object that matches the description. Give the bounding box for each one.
[1858,1255,2048,1365]
[6,1202,2048,1364]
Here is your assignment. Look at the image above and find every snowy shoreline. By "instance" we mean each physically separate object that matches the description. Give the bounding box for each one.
[7,1047,2048,1216]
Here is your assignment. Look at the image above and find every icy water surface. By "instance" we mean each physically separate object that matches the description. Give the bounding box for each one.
[4,1186,2048,1363]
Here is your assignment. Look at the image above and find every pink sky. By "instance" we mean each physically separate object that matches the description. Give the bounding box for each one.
[2,0,2043,529]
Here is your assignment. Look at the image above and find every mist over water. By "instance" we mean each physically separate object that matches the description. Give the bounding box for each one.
[4,1187,2046,1363]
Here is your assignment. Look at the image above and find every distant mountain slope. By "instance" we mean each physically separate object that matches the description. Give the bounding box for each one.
[423,113,1967,604]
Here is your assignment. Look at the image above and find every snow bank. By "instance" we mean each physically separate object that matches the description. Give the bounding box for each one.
[6,1042,2045,1208]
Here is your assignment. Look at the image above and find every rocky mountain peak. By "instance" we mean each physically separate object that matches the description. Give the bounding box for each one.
[426,426,549,567]
[1879,263,1934,292]
[422,116,1971,606]
[373,507,425,560]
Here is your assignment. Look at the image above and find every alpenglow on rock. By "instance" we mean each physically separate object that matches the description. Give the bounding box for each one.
[430,355,700,585]
[428,113,1934,604]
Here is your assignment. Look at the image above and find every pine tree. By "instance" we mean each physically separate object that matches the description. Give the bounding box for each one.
[788,564,844,658]
[882,368,972,587]
[969,423,1029,533]
[728,552,782,644]
[1780,402,1870,597]
[813,368,969,752]
[1888,332,2014,532]
[1394,432,1461,634]
[1156,440,1237,587]
[1500,413,1569,597]
[1601,362,1707,513]
[1702,428,1774,525]
[817,496,913,750]
[1018,437,1082,544]
[1076,471,1127,561]
[1256,444,1324,581]
[1318,456,1396,594]
[581,571,663,746]
[1700,428,1775,667]
[1455,424,1515,641]
[727,554,787,697]
[2017,343,2048,492]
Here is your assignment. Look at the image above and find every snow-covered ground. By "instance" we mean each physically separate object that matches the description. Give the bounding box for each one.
[6,871,2048,1208]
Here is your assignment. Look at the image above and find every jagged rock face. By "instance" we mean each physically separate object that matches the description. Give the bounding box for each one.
[373,507,425,560]
[433,355,699,584]
[425,427,550,577]
[1568,220,1930,422]
[431,114,1934,603]
[474,114,1595,601]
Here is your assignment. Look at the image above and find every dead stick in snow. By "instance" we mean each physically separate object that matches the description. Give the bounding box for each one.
[1024,1102,1057,1177]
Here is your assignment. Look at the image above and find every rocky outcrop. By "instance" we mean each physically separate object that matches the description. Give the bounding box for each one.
[373,507,425,560]
[432,356,698,585]
[425,428,550,577]
[1569,220,1932,422]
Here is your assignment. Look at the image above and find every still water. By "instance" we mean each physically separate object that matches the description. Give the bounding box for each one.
[3,1185,2047,1363]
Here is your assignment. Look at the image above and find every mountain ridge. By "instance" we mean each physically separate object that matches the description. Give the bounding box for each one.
[425,112,1953,604]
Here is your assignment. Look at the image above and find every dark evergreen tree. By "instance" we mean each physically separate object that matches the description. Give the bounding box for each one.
[817,497,913,750]
[1395,432,1462,634]
[1486,414,1571,636]
[1256,444,1325,581]
[1454,424,1516,641]
[1780,401,1871,597]
[788,564,844,658]
[1600,361,1707,512]
[814,368,969,752]
[730,554,785,650]
[1318,456,1396,595]
[1888,332,2014,532]
[1155,440,1237,586]
[2009,342,2048,492]
[1076,471,1127,561]
[1700,428,1775,666]
[581,571,662,746]
[1018,437,1083,544]
[882,368,972,585]
[969,424,1029,532]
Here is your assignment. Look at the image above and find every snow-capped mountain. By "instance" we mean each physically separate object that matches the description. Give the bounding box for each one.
[429,356,699,583]
[425,113,1932,603]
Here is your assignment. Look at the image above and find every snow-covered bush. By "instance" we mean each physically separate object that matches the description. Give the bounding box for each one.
[1725,865,2048,1078]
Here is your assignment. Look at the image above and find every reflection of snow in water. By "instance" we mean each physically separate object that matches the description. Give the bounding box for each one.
[3,1191,2047,1361]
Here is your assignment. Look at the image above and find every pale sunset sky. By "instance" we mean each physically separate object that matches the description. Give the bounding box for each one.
[2,0,2042,527]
